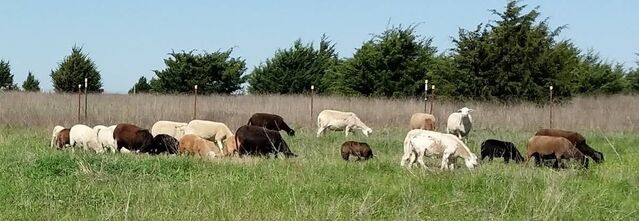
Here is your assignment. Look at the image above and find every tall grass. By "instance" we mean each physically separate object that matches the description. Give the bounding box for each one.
[1,91,638,132]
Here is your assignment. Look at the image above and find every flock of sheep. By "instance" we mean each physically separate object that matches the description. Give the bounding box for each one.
[48,107,605,170]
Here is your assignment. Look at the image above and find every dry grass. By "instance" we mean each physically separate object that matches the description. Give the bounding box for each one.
[1,91,637,132]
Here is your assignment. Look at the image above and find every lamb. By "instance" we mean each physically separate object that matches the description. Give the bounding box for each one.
[401,129,479,170]
[179,134,234,159]
[340,141,374,161]
[316,109,372,137]
[446,107,473,141]
[151,120,187,139]
[526,135,589,169]
[409,113,437,130]
[50,125,66,148]
[96,125,117,153]
[480,139,524,163]
[184,120,234,152]
[534,128,604,163]
[69,124,103,153]
[140,134,180,155]
[55,128,71,149]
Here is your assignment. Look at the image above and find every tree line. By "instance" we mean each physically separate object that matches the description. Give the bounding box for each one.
[2,1,638,102]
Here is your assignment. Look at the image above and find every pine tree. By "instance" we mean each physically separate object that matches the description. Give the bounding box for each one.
[22,72,41,92]
[128,76,152,94]
[0,60,18,90]
[50,46,103,93]
[323,25,437,97]
[248,35,339,94]
[152,49,246,95]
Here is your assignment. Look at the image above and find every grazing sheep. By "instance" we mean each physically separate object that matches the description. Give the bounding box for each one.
[70,124,102,153]
[179,134,229,159]
[316,110,372,137]
[526,135,589,169]
[55,128,71,149]
[113,123,154,152]
[96,125,117,153]
[480,139,524,163]
[141,134,179,155]
[235,125,296,158]
[50,125,66,149]
[247,113,295,136]
[534,128,603,163]
[340,141,374,161]
[409,113,437,130]
[401,129,479,170]
[184,120,234,152]
[446,107,473,141]
[151,120,187,139]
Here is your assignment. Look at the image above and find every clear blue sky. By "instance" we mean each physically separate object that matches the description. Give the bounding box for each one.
[1,1,637,93]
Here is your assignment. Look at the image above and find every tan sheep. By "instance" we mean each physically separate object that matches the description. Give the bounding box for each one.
[409,113,437,130]
[179,134,235,159]
[526,135,589,169]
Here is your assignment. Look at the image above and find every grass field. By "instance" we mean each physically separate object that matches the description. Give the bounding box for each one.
[1,126,637,220]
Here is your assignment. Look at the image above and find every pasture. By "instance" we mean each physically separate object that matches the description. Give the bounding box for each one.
[1,92,638,220]
[1,126,637,220]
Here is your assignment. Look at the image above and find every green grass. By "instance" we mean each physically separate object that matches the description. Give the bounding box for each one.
[0,126,637,220]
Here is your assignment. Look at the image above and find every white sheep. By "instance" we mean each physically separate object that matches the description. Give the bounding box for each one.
[151,120,187,139]
[446,107,473,141]
[70,124,103,153]
[50,125,66,148]
[95,125,117,153]
[184,120,234,152]
[316,109,372,137]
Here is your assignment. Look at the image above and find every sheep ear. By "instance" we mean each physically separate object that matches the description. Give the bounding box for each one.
[469,109,474,112]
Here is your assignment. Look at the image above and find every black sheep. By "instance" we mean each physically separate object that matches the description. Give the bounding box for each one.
[480,139,524,163]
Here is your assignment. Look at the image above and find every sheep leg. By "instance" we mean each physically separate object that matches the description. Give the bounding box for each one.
[440,153,450,170]
[417,150,428,169]
[344,126,350,137]
[316,126,326,138]
[400,151,412,167]
[215,139,224,153]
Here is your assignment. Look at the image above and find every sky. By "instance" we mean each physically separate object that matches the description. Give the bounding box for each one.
[1,1,637,93]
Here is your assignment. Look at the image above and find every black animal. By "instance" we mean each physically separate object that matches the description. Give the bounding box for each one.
[247,113,295,136]
[480,139,524,163]
[235,125,296,158]
[141,134,179,155]
[341,141,374,161]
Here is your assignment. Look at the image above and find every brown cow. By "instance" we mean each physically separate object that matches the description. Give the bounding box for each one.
[56,128,71,149]
[113,123,153,152]
[235,125,296,158]
[247,113,295,136]
[535,128,603,163]
[341,141,374,161]
[526,135,589,169]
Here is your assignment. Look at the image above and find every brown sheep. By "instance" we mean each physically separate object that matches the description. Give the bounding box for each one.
[113,123,154,152]
[341,141,374,161]
[534,128,603,163]
[56,128,70,149]
[409,113,436,130]
[526,135,589,169]
[179,134,235,158]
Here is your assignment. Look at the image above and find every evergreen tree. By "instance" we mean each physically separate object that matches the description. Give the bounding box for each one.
[50,46,103,93]
[323,25,437,97]
[152,49,246,94]
[248,35,338,94]
[571,51,628,95]
[450,1,578,102]
[0,60,18,90]
[22,72,41,92]
[128,76,152,94]
[627,55,639,92]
